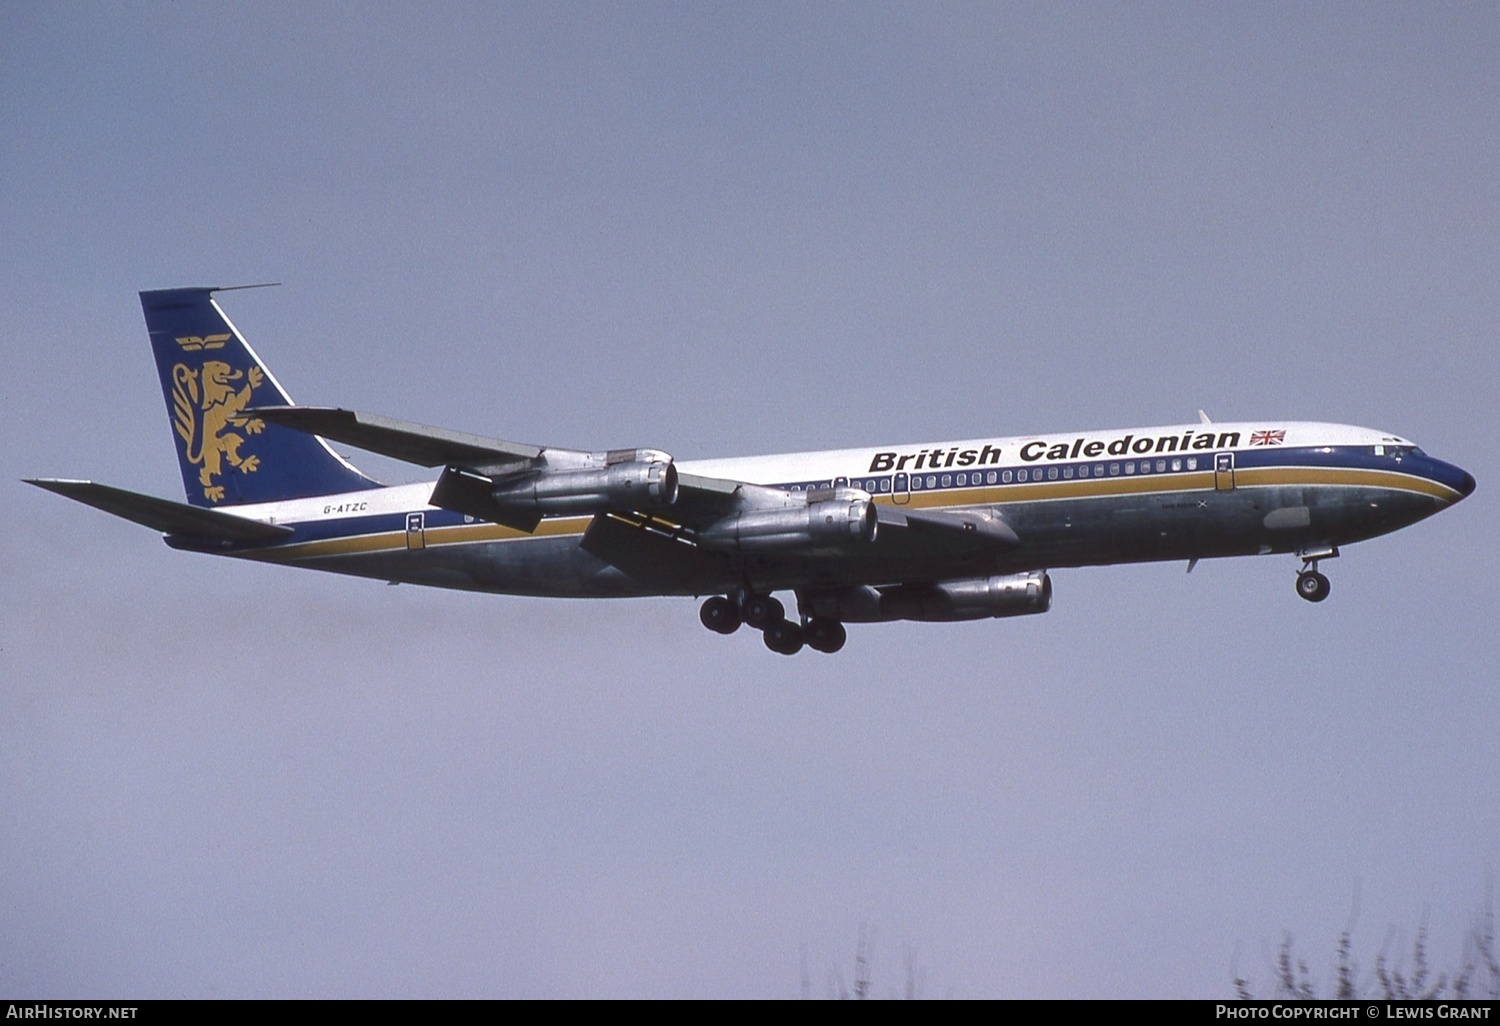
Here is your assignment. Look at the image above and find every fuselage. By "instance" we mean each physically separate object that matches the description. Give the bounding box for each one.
[194,419,1474,599]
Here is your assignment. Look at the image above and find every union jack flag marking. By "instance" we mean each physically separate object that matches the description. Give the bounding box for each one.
[1249,430,1286,446]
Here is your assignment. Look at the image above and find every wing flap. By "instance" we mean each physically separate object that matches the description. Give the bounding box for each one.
[580,513,731,590]
[25,479,293,543]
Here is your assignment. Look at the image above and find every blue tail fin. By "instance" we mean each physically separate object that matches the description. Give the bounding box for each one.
[141,287,377,507]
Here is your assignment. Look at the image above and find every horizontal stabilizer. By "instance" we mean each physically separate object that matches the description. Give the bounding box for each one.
[251,406,543,468]
[24,479,293,543]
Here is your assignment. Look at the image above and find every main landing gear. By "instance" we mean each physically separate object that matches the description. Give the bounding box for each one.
[698,593,846,655]
[1294,545,1338,603]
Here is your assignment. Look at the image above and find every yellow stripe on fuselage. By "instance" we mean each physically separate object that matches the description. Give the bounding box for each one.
[1232,465,1461,501]
[243,514,594,562]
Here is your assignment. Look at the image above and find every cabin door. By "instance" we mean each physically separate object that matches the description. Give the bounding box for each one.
[892,472,910,505]
[1214,452,1236,492]
[405,512,426,550]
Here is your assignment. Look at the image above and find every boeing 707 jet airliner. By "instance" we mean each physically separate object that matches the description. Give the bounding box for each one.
[28,287,1476,654]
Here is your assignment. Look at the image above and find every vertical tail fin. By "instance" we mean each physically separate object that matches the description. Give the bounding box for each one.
[141,287,377,507]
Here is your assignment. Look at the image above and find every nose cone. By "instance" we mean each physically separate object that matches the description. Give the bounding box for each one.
[1430,457,1476,502]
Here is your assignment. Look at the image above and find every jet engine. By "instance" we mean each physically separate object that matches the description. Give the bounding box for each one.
[804,571,1052,622]
[489,457,679,517]
[696,496,878,553]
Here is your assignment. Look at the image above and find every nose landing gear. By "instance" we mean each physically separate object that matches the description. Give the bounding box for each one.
[1296,569,1331,602]
[1294,545,1338,603]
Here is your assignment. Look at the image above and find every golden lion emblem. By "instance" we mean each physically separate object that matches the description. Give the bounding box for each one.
[172,360,265,502]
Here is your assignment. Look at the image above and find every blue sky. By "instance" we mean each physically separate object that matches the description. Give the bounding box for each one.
[2,2,1496,997]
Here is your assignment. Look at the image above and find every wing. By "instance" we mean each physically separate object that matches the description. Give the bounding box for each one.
[249,406,542,467]
[253,404,699,534]
[251,405,1022,586]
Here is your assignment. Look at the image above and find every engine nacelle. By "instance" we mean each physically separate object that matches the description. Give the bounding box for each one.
[696,497,878,553]
[804,571,1052,622]
[490,459,678,517]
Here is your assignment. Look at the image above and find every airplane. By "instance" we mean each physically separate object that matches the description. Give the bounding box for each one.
[27,286,1476,655]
